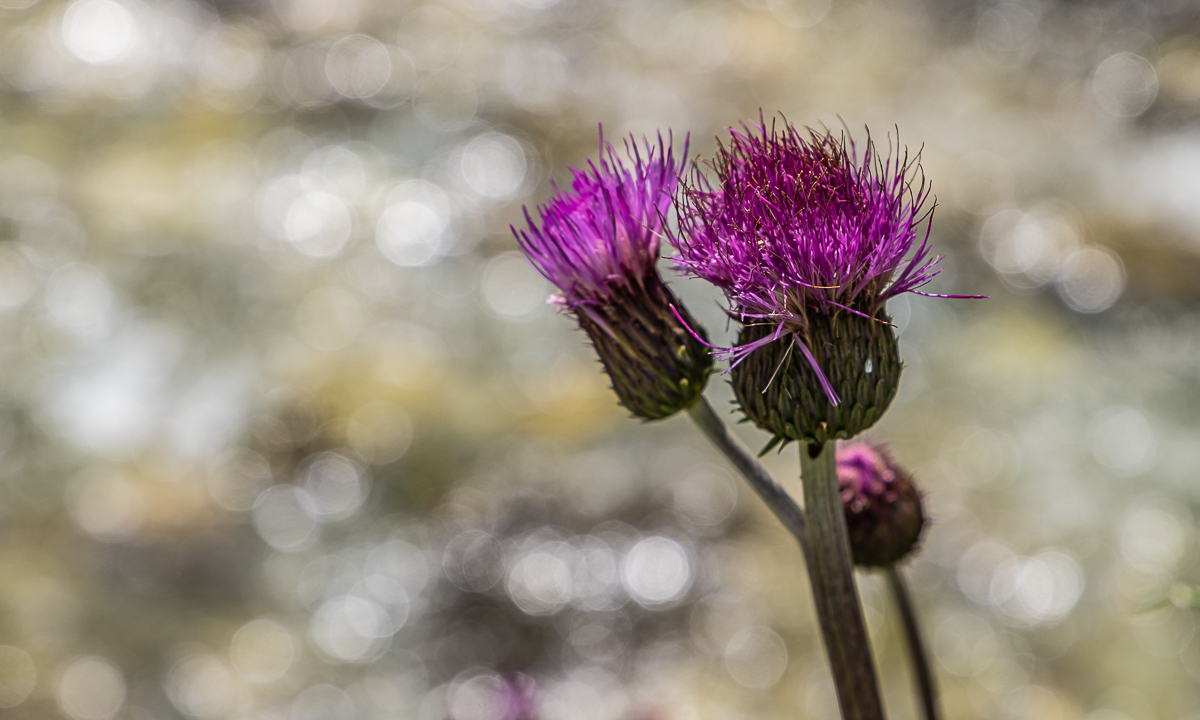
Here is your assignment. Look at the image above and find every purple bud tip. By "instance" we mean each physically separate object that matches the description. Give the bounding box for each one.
[837,441,898,509]
[513,129,688,309]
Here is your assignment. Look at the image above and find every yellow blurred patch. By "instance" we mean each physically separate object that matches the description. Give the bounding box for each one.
[959,310,1076,388]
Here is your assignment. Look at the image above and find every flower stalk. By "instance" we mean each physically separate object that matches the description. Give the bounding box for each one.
[691,404,887,720]
[685,396,807,550]
[887,565,941,720]
[802,442,885,720]
[692,404,945,720]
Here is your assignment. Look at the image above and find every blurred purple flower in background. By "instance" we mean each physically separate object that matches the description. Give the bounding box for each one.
[498,672,540,720]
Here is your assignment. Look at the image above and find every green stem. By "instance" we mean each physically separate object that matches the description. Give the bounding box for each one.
[801,442,886,720]
[887,565,941,720]
[685,397,807,551]
[685,401,885,720]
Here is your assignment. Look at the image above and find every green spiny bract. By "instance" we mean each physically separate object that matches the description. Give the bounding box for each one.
[730,311,900,445]
[576,272,712,420]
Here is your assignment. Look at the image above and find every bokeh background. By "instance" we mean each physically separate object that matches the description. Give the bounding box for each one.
[0,0,1196,717]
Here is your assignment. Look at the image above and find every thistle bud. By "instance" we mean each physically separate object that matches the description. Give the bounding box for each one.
[514,131,712,420]
[836,440,925,567]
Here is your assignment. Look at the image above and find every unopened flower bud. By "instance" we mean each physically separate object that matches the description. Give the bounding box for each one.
[837,440,925,567]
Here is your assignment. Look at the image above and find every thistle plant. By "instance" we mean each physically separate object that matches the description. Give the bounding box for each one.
[516,120,978,720]
[669,118,978,720]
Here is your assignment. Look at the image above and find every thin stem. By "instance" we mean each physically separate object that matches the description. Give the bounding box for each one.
[685,397,807,551]
[887,565,941,720]
[801,442,886,720]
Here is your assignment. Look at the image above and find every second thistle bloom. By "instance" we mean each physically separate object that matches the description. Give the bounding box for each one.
[837,440,925,567]
[514,133,712,420]
[672,119,969,443]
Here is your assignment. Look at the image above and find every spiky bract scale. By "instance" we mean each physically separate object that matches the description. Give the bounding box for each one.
[578,273,712,419]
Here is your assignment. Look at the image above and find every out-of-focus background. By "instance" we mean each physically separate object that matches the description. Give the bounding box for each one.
[0,0,1197,718]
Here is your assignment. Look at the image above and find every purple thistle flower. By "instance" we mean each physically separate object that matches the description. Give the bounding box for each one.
[837,440,925,567]
[674,117,958,320]
[667,116,981,444]
[672,117,979,402]
[512,131,713,420]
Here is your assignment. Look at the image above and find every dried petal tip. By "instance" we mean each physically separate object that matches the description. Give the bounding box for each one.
[837,440,925,568]
[513,130,712,420]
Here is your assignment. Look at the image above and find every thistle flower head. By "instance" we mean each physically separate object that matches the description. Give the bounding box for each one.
[672,117,950,327]
[837,440,925,567]
[670,115,981,441]
[512,130,712,420]
[515,131,685,309]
